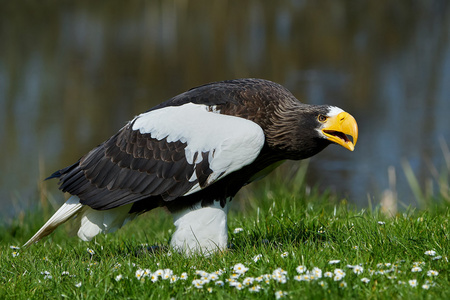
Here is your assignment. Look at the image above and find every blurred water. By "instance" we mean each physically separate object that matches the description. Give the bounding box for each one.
[1,1,449,221]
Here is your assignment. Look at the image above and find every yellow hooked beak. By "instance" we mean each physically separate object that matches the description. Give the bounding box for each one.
[321,112,358,151]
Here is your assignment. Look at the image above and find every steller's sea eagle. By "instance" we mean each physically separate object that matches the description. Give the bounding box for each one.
[24,78,358,255]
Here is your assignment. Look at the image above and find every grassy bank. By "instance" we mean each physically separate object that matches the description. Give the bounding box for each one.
[1,177,449,299]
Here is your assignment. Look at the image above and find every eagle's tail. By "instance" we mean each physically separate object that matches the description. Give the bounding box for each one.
[24,196,83,247]
[24,196,136,247]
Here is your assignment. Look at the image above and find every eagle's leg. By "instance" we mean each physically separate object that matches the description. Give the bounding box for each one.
[169,199,230,256]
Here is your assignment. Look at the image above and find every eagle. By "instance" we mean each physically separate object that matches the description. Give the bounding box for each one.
[24,78,358,255]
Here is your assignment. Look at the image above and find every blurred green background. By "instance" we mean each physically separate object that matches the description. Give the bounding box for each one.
[1,0,449,221]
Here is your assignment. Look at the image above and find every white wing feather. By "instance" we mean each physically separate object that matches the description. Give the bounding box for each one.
[132,103,265,195]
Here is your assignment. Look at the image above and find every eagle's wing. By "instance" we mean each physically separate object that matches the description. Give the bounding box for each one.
[55,103,265,210]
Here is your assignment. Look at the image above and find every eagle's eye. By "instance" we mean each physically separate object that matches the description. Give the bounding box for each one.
[318,115,327,122]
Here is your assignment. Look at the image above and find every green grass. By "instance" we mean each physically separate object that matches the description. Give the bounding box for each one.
[1,167,449,299]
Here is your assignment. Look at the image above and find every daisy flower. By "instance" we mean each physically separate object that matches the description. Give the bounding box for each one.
[143,269,151,277]
[232,282,244,290]
[233,228,244,234]
[273,268,288,275]
[422,284,430,290]
[334,269,345,277]
[413,261,425,267]
[280,252,289,258]
[233,263,249,274]
[427,270,439,277]
[87,248,95,255]
[361,278,370,284]
[296,265,306,274]
[243,277,254,286]
[61,271,70,276]
[311,267,322,279]
[253,254,262,262]
[135,269,145,280]
[408,279,418,287]
[318,280,327,287]
[425,250,436,256]
[9,246,20,250]
[208,273,219,281]
[12,252,19,257]
[115,274,123,281]
[339,281,347,288]
[150,274,158,282]
[249,285,261,292]
[192,279,204,289]
[353,266,364,275]
[213,269,225,275]
[334,274,344,281]
[215,280,224,286]
[324,271,333,278]
[272,271,287,284]
[75,282,82,288]
[411,267,422,272]
[180,272,188,280]
[377,221,385,225]
[293,275,303,281]
[195,270,208,277]
[275,290,287,299]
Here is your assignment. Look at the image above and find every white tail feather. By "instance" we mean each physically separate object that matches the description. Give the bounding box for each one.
[24,197,136,246]
[23,196,83,247]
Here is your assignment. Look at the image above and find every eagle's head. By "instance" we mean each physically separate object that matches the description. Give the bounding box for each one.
[265,102,358,160]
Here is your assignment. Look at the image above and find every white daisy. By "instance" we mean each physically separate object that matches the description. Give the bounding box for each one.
[215,280,224,286]
[408,279,418,287]
[233,228,244,234]
[353,266,364,275]
[275,290,287,299]
[253,254,262,262]
[324,271,333,278]
[361,278,370,283]
[135,269,145,280]
[249,285,261,292]
[233,263,249,274]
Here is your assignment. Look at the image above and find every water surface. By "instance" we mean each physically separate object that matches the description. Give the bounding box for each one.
[1,1,449,221]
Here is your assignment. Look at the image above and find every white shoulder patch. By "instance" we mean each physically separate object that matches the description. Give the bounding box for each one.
[132,103,265,194]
